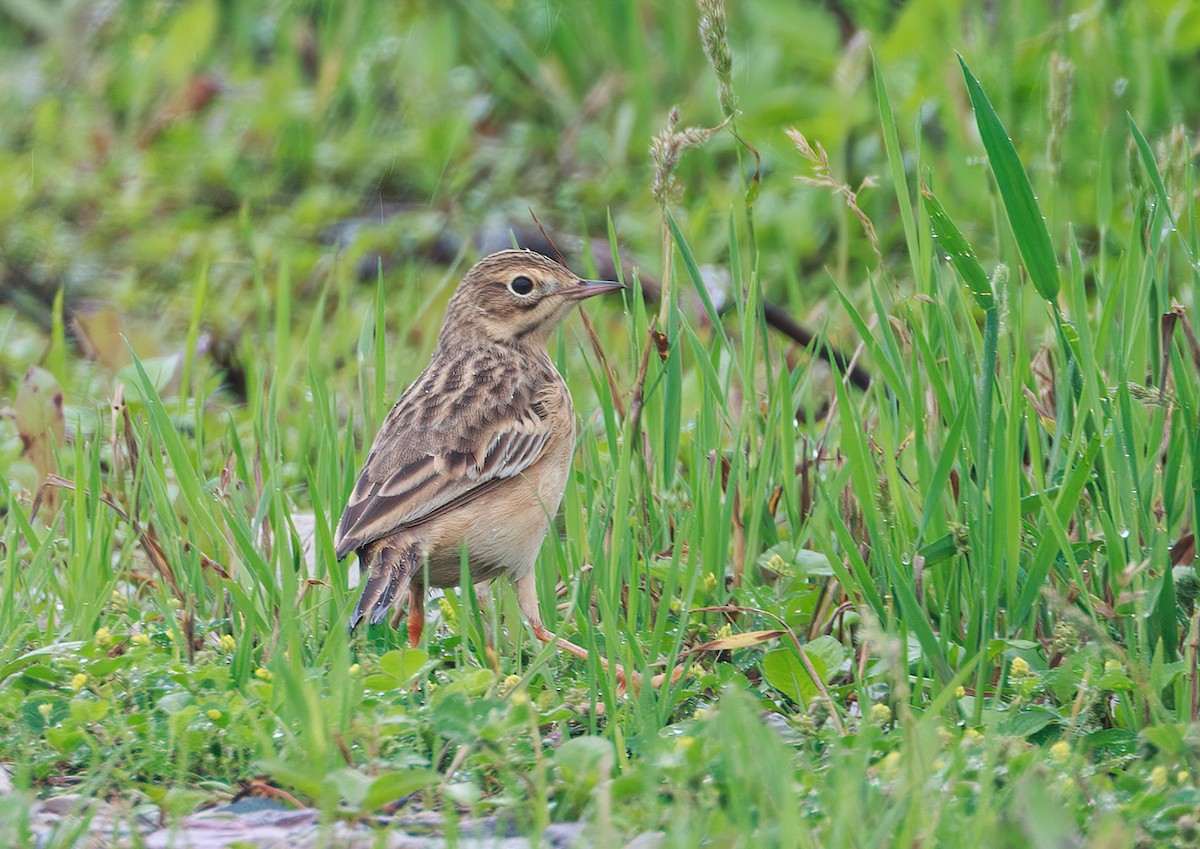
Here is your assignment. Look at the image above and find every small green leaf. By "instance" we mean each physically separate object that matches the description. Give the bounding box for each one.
[362,674,399,691]
[18,663,60,685]
[756,543,833,577]
[1128,115,1178,231]
[377,648,428,684]
[1098,667,1134,691]
[997,707,1058,737]
[918,533,960,566]
[1080,728,1137,757]
[554,736,616,785]
[45,727,85,753]
[1152,562,1179,663]
[362,769,439,811]
[1141,722,1188,758]
[923,187,994,309]
[68,698,109,724]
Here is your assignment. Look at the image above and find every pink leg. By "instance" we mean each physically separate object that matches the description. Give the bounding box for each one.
[513,571,659,692]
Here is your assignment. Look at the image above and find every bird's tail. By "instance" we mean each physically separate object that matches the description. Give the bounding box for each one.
[349,541,419,632]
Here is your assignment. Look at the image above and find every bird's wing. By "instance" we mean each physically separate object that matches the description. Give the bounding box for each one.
[334,356,561,559]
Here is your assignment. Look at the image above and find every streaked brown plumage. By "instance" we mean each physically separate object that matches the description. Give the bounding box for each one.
[334,249,622,655]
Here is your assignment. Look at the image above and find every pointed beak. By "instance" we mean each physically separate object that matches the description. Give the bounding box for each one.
[562,279,625,301]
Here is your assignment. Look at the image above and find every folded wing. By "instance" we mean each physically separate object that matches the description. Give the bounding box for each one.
[334,361,557,560]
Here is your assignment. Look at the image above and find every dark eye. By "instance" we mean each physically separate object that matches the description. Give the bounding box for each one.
[509,275,535,296]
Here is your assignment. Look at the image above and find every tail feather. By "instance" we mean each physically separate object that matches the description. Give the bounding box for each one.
[348,542,417,632]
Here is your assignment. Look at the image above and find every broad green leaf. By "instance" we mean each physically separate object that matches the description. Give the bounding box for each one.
[762,636,845,704]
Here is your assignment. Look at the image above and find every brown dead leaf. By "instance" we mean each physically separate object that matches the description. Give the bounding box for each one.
[1172,532,1196,567]
[652,330,669,361]
[15,366,64,512]
[71,304,128,372]
[685,629,784,654]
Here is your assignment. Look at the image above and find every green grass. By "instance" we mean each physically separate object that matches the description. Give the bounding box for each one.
[2,1,1200,846]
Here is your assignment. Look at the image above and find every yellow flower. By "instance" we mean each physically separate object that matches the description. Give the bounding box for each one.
[1104,659,1122,671]
[131,633,151,647]
[70,673,88,692]
[218,634,236,653]
[167,598,182,610]
[38,703,52,720]
[963,728,983,743]
[1010,657,1030,678]
[1178,771,1191,784]
[94,627,113,647]
[1049,741,1071,763]
[437,596,458,627]
[714,622,732,640]
[701,572,718,592]
[206,709,222,721]
[348,663,360,676]
[870,703,892,724]
[1150,765,1168,789]
[254,667,273,682]
[955,686,966,698]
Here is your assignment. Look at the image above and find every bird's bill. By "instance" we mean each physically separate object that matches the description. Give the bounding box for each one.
[562,279,625,300]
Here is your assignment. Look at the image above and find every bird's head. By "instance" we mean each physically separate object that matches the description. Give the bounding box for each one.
[438,249,624,348]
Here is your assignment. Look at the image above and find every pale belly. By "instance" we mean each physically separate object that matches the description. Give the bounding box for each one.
[420,451,570,588]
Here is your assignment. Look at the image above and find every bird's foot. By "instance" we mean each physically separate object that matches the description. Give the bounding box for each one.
[531,623,687,694]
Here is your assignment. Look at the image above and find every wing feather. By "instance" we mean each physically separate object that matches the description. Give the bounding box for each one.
[334,351,561,559]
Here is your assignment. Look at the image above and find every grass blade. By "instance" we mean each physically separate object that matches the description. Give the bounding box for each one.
[959,54,1059,301]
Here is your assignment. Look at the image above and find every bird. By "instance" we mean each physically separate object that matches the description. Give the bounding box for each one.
[334,249,623,665]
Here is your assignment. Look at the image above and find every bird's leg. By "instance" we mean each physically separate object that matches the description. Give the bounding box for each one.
[515,571,648,691]
[407,585,425,648]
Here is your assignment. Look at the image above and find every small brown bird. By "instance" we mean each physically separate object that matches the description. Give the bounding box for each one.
[334,249,623,659]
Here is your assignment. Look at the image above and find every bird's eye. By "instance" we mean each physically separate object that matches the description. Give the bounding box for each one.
[508,275,535,296]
